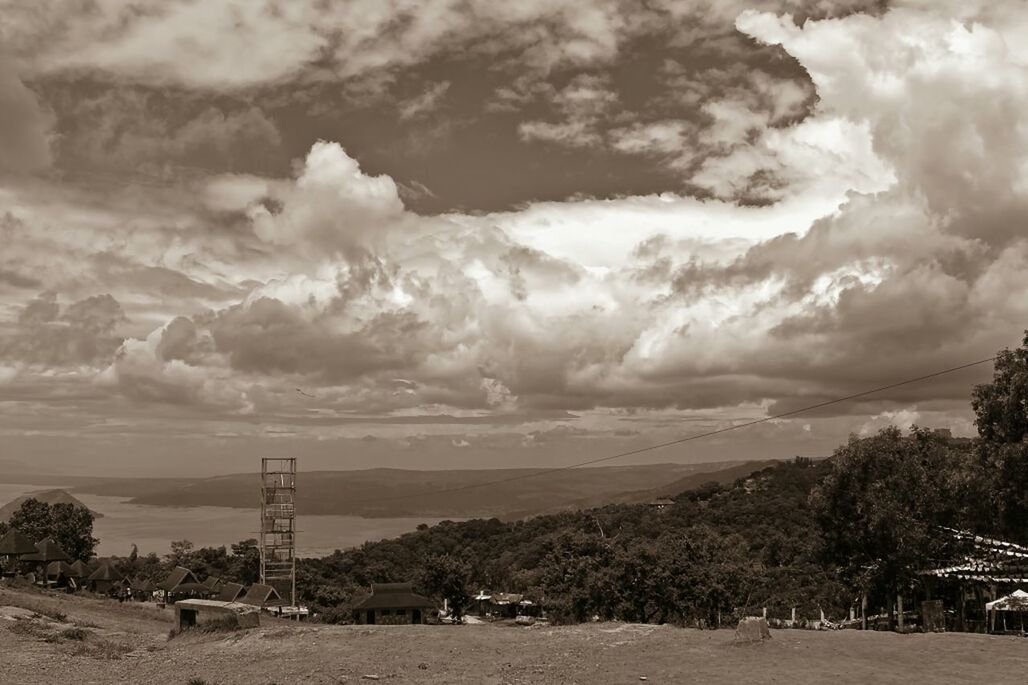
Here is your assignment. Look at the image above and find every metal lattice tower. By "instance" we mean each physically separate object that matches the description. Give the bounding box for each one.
[260,457,296,607]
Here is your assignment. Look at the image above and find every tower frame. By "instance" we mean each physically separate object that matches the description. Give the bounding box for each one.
[260,457,296,607]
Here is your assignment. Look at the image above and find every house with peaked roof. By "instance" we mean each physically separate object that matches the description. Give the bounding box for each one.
[129,577,156,601]
[87,562,125,594]
[158,566,206,603]
[216,582,245,602]
[0,529,37,559]
[22,538,71,565]
[238,583,283,608]
[352,582,437,625]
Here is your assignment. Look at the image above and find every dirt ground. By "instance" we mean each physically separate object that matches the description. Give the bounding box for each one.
[2,586,1026,685]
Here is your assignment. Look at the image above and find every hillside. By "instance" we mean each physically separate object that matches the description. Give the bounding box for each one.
[67,461,765,519]
[0,489,102,522]
[2,584,1026,684]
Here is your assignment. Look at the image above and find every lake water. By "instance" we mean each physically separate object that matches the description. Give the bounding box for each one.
[0,483,459,558]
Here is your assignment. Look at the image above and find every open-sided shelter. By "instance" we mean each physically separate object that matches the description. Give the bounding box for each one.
[130,577,156,601]
[352,582,437,625]
[986,589,1028,633]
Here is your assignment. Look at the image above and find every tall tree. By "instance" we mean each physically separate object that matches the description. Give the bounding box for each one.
[7,498,54,545]
[50,502,98,561]
[419,554,471,623]
[8,498,97,561]
[971,331,1028,443]
[810,427,967,619]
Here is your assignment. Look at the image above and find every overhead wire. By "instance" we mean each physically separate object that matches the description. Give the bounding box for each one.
[340,355,998,505]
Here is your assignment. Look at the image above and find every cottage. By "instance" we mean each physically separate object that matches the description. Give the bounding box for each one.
[202,576,223,593]
[174,599,260,631]
[45,560,77,587]
[216,582,246,602]
[87,562,125,595]
[130,577,156,601]
[22,538,71,567]
[0,529,38,572]
[352,582,437,625]
[158,566,206,603]
[238,583,283,608]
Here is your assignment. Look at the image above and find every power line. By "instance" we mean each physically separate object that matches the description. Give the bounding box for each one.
[343,355,998,506]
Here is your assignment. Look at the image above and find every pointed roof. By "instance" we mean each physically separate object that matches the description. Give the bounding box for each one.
[130,577,155,593]
[46,560,75,578]
[352,582,436,611]
[216,582,245,602]
[22,538,71,563]
[202,576,223,591]
[69,559,91,577]
[0,529,38,556]
[158,566,201,592]
[88,562,124,582]
[239,583,283,607]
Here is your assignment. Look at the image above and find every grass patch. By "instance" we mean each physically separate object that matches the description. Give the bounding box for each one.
[70,638,133,660]
[60,627,91,641]
[8,619,51,639]
[187,679,211,685]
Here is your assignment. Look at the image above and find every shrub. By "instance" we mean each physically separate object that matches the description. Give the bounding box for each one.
[60,627,90,641]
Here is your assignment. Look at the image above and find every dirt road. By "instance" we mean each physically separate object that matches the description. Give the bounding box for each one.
[2,586,1026,684]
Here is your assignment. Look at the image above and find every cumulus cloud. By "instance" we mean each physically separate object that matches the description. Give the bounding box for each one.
[3,0,1028,471]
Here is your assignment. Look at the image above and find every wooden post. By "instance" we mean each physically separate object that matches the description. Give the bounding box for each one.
[861,593,867,631]
[792,607,797,623]
[897,594,904,632]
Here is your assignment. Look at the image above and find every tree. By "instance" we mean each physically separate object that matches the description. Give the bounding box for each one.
[810,427,967,623]
[419,554,471,623]
[8,498,97,561]
[229,539,261,584]
[50,502,99,561]
[8,498,54,545]
[971,331,1028,443]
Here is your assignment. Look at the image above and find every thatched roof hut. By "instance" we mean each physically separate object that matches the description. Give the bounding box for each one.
[87,563,124,582]
[0,529,37,556]
[22,538,71,563]
[69,559,91,577]
[46,560,77,578]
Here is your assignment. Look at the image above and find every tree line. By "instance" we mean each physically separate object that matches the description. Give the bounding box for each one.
[4,333,1026,626]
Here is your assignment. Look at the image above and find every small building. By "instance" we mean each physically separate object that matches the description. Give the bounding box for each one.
[174,599,260,631]
[22,538,71,568]
[69,559,92,578]
[0,529,38,571]
[158,566,205,603]
[45,560,78,587]
[87,562,125,595]
[202,576,223,593]
[489,593,524,618]
[216,582,246,602]
[647,497,675,511]
[352,582,437,625]
[130,577,156,601]
[239,583,283,609]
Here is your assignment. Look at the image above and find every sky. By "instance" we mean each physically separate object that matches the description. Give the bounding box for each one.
[1,0,1026,477]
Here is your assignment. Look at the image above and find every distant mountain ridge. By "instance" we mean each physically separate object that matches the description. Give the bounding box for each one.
[61,461,774,520]
[0,489,103,522]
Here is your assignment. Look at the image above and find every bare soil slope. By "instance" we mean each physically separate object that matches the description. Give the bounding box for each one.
[2,586,1025,685]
